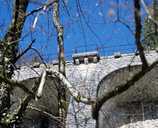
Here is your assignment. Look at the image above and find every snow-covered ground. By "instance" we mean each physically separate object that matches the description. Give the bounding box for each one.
[120,119,158,128]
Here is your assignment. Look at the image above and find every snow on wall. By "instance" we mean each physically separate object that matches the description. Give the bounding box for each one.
[13,51,158,128]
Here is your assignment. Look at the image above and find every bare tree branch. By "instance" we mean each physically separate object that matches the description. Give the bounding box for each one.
[134,0,148,69]
[26,1,54,17]
[30,47,47,67]
[52,0,65,76]
[13,39,36,64]
[0,75,34,96]
[47,69,95,105]
[36,69,47,99]
[27,105,62,124]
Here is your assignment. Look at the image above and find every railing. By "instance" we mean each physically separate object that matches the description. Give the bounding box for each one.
[17,43,136,64]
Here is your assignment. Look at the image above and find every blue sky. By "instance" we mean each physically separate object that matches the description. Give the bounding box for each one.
[0,0,152,62]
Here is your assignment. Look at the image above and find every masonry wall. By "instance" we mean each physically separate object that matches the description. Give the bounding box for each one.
[96,64,158,128]
[11,76,60,128]
[12,51,158,128]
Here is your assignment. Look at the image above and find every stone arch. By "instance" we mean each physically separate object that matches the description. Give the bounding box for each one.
[11,74,68,128]
[96,65,142,98]
[95,64,158,128]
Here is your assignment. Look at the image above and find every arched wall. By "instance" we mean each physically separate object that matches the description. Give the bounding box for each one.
[11,76,61,128]
[96,64,158,128]
[96,65,142,99]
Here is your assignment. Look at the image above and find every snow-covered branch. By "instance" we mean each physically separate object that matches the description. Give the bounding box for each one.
[31,2,48,31]
[36,69,47,99]
[46,69,95,105]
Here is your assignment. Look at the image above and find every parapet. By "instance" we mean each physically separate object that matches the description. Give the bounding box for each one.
[72,51,100,65]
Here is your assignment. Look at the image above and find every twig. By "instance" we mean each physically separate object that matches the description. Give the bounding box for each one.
[27,105,62,122]
[30,47,47,67]
[13,39,36,64]
[0,75,34,96]
[26,1,54,17]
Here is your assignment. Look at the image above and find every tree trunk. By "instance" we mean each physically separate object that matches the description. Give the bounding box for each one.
[52,0,66,127]
[0,0,29,126]
[134,0,148,70]
[2,0,29,77]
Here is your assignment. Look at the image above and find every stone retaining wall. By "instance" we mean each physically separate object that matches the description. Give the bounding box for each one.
[11,76,60,128]
[96,64,158,128]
